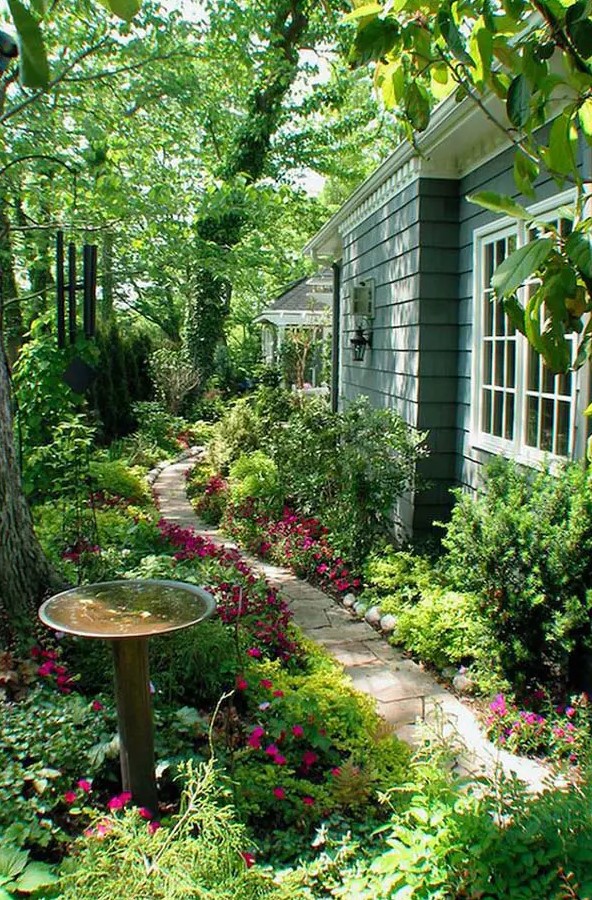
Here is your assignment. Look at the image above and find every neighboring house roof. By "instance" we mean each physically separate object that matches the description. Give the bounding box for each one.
[255,268,333,327]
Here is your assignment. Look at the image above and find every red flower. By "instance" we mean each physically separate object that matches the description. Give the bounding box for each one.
[273,689,284,698]
[91,700,104,712]
[302,796,315,806]
[273,787,286,800]
[236,676,248,691]
[240,851,256,868]
[138,807,153,820]
[260,679,273,689]
[302,750,318,767]
[247,648,262,658]
[64,790,77,805]
[77,779,92,793]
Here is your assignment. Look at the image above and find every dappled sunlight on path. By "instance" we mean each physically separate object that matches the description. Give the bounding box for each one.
[153,454,551,792]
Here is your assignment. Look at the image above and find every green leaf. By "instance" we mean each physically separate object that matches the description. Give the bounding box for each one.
[507,74,531,127]
[7,0,49,89]
[514,150,539,198]
[502,294,526,334]
[14,861,57,893]
[492,238,554,295]
[579,98,592,142]
[566,230,592,278]
[344,3,383,21]
[97,0,142,20]
[544,109,578,176]
[404,81,430,131]
[29,0,46,14]
[568,18,592,57]
[0,845,28,881]
[438,8,476,66]
[467,190,532,219]
[351,16,400,64]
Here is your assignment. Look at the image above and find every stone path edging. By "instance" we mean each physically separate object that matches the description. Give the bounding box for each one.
[152,454,550,791]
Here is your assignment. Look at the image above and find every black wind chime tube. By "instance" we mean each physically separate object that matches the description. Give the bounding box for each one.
[68,242,77,345]
[82,243,97,339]
[56,230,66,348]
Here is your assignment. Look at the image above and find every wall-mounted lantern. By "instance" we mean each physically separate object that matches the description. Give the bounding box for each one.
[350,325,372,362]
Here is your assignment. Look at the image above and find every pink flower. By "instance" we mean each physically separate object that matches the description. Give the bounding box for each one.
[138,807,153,819]
[302,750,318,767]
[331,767,342,777]
[77,779,92,793]
[265,744,279,756]
[107,791,132,811]
[236,677,248,691]
[273,787,286,800]
[292,725,304,738]
[91,700,104,712]
[148,820,161,834]
[37,661,55,677]
[273,754,287,766]
[566,706,576,718]
[247,648,262,658]
[248,734,262,749]
[302,796,314,806]
[64,790,77,805]
[241,851,256,868]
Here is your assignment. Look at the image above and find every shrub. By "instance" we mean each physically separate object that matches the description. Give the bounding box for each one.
[151,621,240,707]
[362,548,437,610]
[393,589,487,671]
[441,458,592,693]
[58,760,289,900]
[207,399,263,472]
[89,461,150,504]
[228,452,280,510]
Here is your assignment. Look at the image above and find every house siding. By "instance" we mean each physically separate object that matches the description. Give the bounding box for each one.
[339,177,460,532]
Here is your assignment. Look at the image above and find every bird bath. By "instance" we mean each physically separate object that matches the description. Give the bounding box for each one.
[39,579,215,812]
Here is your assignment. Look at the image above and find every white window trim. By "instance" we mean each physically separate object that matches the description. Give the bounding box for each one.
[470,188,587,466]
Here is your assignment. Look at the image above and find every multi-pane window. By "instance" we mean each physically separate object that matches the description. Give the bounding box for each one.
[474,202,578,462]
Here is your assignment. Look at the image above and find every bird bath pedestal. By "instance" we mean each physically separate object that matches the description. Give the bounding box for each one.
[39,579,215,813]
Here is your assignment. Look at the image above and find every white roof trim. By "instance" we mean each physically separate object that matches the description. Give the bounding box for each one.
[305,90,512,259]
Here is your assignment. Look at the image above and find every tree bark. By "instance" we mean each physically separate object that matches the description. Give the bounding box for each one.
[0,204,23,365]
[0,341,60,645]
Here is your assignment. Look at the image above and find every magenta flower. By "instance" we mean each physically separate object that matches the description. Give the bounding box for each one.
[302,750,318,767]
[91,700,104,712]
[64,790,77,805]
[302,796,314,806]
[265,744,279,756]
[292,725,304,738]
[273,754,287,766]
[77,779,92,793]
[147,821,161,834]
[273,787,286,800]
[247,648,262,658]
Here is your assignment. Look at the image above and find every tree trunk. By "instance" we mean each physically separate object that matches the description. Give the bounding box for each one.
[0,341,60,645]
[0,204,23,365]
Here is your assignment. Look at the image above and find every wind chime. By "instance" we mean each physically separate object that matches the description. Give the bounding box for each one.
[55,230,101,583]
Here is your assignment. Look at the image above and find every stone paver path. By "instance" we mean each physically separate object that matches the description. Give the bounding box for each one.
[153,455,550,791]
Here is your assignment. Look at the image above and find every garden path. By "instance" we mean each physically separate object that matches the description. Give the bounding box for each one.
[153,454,550,791]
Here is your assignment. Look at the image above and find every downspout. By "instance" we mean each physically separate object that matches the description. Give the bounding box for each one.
[331,261,341,413]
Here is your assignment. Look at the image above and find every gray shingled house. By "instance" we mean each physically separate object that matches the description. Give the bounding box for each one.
[305,94,591,534]
[255,269,332,386]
